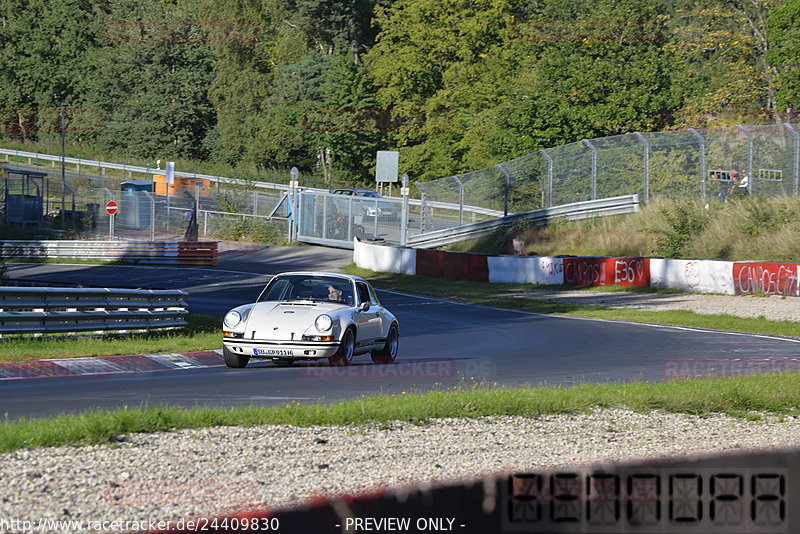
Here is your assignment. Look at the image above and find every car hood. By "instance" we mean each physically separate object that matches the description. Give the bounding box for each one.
[245,301,347,341]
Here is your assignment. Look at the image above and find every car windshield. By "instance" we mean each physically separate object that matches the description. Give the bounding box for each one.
[257,275,354,305]
[359,191,380,198]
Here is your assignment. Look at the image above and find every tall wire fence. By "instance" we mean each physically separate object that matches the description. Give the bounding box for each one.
[2,123,799,246]
[416,123,800,213]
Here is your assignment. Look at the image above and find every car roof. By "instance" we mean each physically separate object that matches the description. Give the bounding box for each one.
[334,188,379,194]
[272,271,365,283]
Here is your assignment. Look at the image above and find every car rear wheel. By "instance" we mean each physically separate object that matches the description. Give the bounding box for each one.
[371,323,398,364]
[329,328,355,366]
[223,346,250,368]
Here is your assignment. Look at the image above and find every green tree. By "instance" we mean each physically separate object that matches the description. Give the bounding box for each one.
[767,0,800,115]
[669,0,786,126]
[0,0,107,141]
[85,0,215,159]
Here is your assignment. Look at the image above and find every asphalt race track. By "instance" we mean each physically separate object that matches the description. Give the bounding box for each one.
[3,245,800,420]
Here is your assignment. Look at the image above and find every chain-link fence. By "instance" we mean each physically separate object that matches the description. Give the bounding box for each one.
[417,123,800,211]
[3,123,799,248]
[0,159,291,242]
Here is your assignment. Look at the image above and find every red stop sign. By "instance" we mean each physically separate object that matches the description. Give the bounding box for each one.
[105,200,118,215]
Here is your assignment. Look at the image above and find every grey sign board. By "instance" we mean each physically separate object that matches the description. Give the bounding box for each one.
[376,151,399,183]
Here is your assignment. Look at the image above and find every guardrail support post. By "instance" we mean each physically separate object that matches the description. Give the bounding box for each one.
[583,140,597,200]
[689,128,706,199]
[540,149,553,207]
[737,125,754,195]
[785,124,799,197]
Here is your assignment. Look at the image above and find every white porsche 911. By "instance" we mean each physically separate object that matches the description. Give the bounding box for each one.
[222,272,399,367]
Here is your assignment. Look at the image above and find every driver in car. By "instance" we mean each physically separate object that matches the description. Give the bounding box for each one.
[327,285,344,302]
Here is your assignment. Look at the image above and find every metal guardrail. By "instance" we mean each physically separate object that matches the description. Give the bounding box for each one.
[0,240,218,266]
[406,194,640,248]
[0,148,293,193]
[0,287,188,334]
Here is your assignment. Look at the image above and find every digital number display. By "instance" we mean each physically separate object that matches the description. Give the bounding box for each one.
[503,468,787,532]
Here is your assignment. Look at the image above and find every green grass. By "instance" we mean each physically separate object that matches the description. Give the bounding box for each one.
[1,374,799,452]
[0,314,220,362]
[344,264,800,338]
[446,197,800,261]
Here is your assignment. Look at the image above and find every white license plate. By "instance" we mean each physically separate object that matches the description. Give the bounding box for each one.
[254,349,294,357]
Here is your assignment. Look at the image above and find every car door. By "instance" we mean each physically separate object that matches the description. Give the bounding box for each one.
[353,281,381,349]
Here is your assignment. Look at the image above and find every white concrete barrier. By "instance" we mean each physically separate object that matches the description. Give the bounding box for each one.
[650,258,735,295]
[487,255,563,284]
[353,239,416,275]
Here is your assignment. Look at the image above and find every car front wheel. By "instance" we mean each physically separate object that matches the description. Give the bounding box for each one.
[371,323,398,364]
[329,328,355,366]
[223,346,250,368]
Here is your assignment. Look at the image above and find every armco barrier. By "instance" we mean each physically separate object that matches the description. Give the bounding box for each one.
[0,287,188,334]
[353,239,800,296]
[159,446,800,533]
[0,240,218,266]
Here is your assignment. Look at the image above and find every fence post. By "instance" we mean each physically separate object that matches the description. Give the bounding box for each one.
[496,164,510,216]
[289,167,299,242]
[634,132,649,203]
[454,177,464,225]
[583,140,597,200]
[786,124,800,196]
[737,125,753,195]
[416,184,427,233]
[689,128,706,199]
[400,173,409,247]
[540,149,553,207]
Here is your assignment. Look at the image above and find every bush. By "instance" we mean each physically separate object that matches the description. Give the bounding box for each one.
[652,200,707,258]
[208,217,287,244]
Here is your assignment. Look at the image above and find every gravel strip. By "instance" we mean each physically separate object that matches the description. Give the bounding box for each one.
[1,409,800,529]
[507,288,800,322]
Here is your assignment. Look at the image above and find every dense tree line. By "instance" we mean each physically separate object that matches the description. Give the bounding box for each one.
[0,0,797,185]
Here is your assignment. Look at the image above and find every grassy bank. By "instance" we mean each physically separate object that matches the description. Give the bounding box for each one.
[1,374,799,452]
[0,314,220,362]
[446,196,800,261]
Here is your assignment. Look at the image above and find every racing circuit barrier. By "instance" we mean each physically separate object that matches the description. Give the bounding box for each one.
[406,194,640,249]
[353,239,800,296]
[0,240,218,266]
[0,287,188,334]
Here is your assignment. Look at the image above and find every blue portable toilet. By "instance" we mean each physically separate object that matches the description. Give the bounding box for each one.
[120,180,153,230]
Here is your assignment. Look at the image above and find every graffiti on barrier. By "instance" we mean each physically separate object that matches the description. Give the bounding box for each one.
[539,258,563,277]
[734,262,800,297]
[564,257,649,287]
[684,261,702,289]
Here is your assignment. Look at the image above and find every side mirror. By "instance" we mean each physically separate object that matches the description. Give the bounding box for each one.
[360,302,371,311]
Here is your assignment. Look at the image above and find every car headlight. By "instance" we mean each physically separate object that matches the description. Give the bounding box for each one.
[224,310,242,329]
[315,314,332,332]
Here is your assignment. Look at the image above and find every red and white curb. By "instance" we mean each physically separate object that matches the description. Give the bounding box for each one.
[0,350,224,380]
